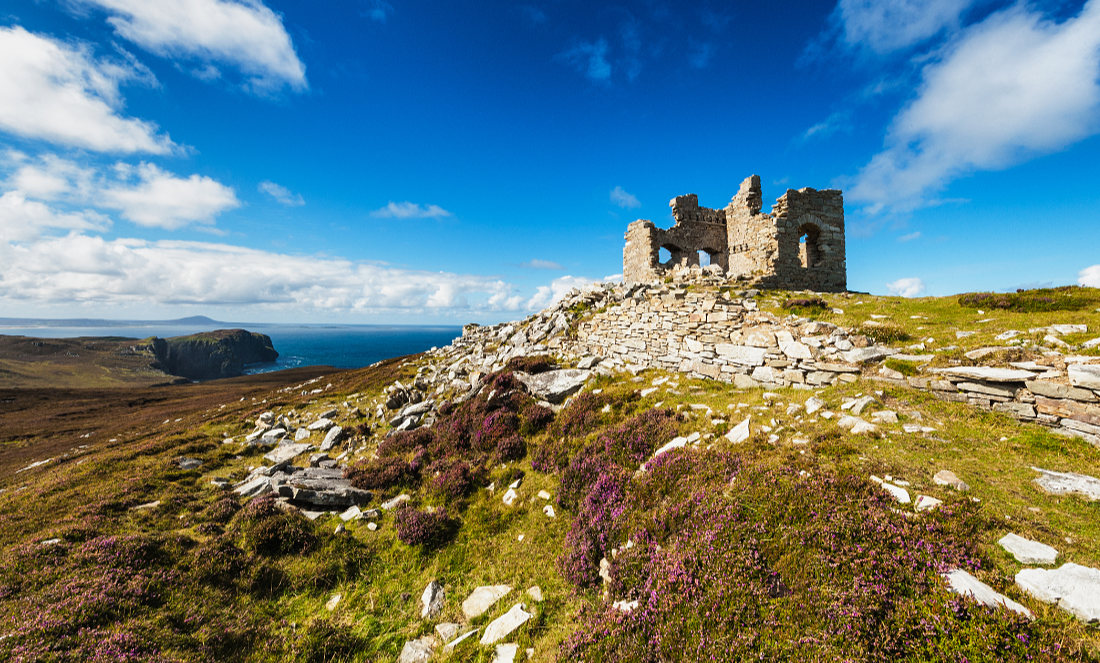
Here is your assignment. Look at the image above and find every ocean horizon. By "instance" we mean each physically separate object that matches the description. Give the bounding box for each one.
[0,322,464,373]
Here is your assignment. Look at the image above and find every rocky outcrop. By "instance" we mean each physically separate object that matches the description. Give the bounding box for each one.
[151,329,278,380]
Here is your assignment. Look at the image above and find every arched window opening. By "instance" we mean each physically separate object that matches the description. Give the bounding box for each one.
[798,223,822,269]
[659,245,674,266]
[697,249,711,267]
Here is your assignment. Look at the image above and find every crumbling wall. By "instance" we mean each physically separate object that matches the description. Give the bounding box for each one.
[623,175,846,292]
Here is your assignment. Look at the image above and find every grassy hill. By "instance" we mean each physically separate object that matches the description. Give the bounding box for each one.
[0,289,1098,662]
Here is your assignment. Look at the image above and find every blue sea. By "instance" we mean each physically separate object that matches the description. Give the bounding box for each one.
[0,323,463,374]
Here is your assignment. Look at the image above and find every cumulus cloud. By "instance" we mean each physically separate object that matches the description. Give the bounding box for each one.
[258,180,304,206]
[521,259,563,270]
[77,0,307,92]
[370,201,452,219]
[0,27,173,153]
[835,0,979,53]
[1079,265,1100,288]
[527,275,601,310]
[4,154,238,230]
[0,192,110,242]
[885,276,925,297]
[610,185,641,208]
[99,163,239,229]
[559,39,611,81]
[0,233,525,313]
[850,1,1100,212]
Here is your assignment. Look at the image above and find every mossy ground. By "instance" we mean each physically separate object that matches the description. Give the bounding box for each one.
[1,293,1099,661]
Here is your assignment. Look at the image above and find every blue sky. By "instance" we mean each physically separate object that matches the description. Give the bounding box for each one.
[1,0,1099,324]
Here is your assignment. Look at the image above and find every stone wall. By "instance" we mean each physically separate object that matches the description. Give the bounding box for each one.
[623,175,846,292]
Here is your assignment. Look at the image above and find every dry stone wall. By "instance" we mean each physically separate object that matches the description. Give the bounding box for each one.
[419,282,1100,449]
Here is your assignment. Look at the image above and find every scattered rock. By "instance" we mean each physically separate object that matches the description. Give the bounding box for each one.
[480,603,533,645]
[398,635,438,663]
[878,481,910,504]
[1016,563,1100,622]
[933,470,970,491]
[914,495,942,512]
[177,457,202,470]
[998,533,1058,565]
[525,586,543,602]
[931,367,1035,383]
[421,580,445,619]
[1031,467,1100,501]
[805,397,825,415]
[725,418,750,443]
[870,410,898,423]
[514,369,591,404]
[263,442,311,465]
[492,643,519,663]
[502,488,518,506]
[325,593,341,611]
[435,622,461,642]
[462,585,512,619]
[307,417,336,431]
[944,569,1032,617]
[443,628,479,653]
[382,493,412,510]
[320,425,344,452]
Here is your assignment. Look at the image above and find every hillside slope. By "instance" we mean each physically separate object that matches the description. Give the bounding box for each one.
[1,286,1099,662]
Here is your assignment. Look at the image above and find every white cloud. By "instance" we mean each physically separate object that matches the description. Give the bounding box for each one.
[836,0,978,54]
[800,111,850,142]
[0,27,173,154]
[0,192,110,242]
[100,163,239,229]
[1079,265,1100,288]
[885,276,925,297]
[258,180,304,206]
[0,233,525,313]
[560,39,611,81]
[527,275,601,310]
[521,259,563,270]
[897,231,921,242]
[851,1,1100,212]
[610,185,641,208]
[370,201,452,219]
[4,153,238,230]
[78,0,307,93]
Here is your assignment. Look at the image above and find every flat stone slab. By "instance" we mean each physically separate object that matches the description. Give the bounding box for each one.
[462,585,511,619]
[932,367,1036,382]
[263,442,312,465]
[515,369,590,404]
[998,533,1059,565]
[1068,363,1100,389]
[714,343,766,366]
[307,417,336,431]
[944,569,1032,617]
[842,346,895,364]
[933,469,970,491]
[1016,563,1100,622]
[491,643,519,663]
[398,635,438,663]
[480,603,532,645]
[320,425,343,451]
[1032,467,1100,501]
[725,418,750,443]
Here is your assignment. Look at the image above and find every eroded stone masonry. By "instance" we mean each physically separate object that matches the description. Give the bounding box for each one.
[624,175,846,291]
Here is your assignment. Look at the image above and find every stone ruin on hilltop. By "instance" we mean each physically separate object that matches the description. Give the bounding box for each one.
[623,175,846,291]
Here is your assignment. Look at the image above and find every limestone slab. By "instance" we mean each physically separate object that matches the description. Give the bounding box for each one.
[480,603,532,645]
[462,585,512,619]
[998,533,1058,565]
[944,569,1032,617]
[932,367,1036,382]
[715,344,766,366]
[1032,467,1100,501]
[1016,563,1100,622]
[514,369,590,403]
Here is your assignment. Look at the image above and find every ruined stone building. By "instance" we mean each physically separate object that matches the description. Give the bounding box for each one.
[623,175,846,291]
